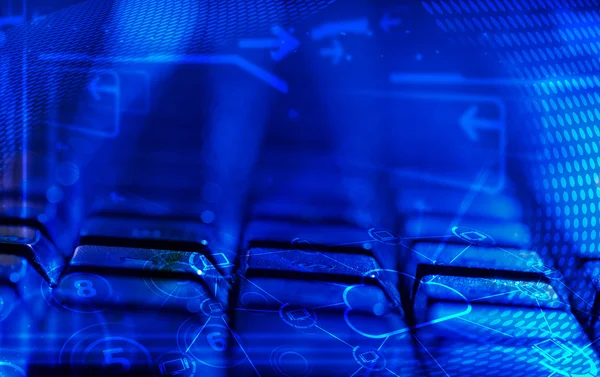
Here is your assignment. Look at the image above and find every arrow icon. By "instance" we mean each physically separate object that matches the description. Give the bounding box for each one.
[88,74,119,100]
[88,76,102,100]
[320,40,344,64]
[238,26,299,62]
[459,105,503,141]
[380,12,401,32]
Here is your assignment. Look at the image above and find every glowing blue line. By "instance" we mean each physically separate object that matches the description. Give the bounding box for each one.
[311,302,345,310]
[470,290,520,302]
[536,299,554,337]
[315,325,354,348]
[378,336,389,351]
[448,244,471,264]
[399,242,436,262]
[38,54,288,93]
[456,317,514,338]
[222,317,262,377]
[237,273,283,304]
[185,316,211,353]
[412,334,450,377]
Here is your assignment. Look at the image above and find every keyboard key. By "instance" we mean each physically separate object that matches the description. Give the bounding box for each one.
[402,216,531,248]
[61,246,228,310]
[79,215,237,289]
[238,247,402,313]
[80,215,213,250]
[243,221,399,269]
[242,247,380,283]
[415,275,565,310]
[402,242,552,284]
[414,301,597,377]
[0,225,65,286]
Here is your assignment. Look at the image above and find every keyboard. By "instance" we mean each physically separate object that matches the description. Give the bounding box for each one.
[0,153,597,377]
[1,0,600,376]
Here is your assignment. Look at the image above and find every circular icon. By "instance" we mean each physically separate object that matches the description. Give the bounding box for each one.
[279,304,318,329]
[516,281,555,301]
[144,253,207,300]
[352,346,386,371]
[270,346,311,377]
[451,226,495,246]
[60,323,152,377]
[200,298,227,318]
[42,270,114,313]
[368,229,399,246]
[155,351,197,377]
[177,319,244,368]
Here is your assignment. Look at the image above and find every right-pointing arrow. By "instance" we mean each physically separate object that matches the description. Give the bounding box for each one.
[320,40,344,64]
[459,105,503,142]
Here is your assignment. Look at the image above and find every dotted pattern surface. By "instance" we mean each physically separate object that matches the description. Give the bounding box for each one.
[419,0,600,374]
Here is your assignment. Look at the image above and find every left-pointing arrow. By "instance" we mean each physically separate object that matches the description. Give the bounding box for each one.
[238,26,299,62]
[459,105,504,142]
[88,76,101,100]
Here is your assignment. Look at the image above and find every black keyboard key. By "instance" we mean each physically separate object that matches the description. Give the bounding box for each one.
[402,216,531,249]
[243,221,399,269]
[402,242,554,286]
[60,246,228,310]
[242,247,380,283]
[415,275,565,310]
[414,301,597,377]
[238,247,402,312]
[80,215,213,250]
[0,225,65,286]
[80,216,236,280]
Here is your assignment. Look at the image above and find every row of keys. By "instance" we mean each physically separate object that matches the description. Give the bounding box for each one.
[236,156,600,377]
